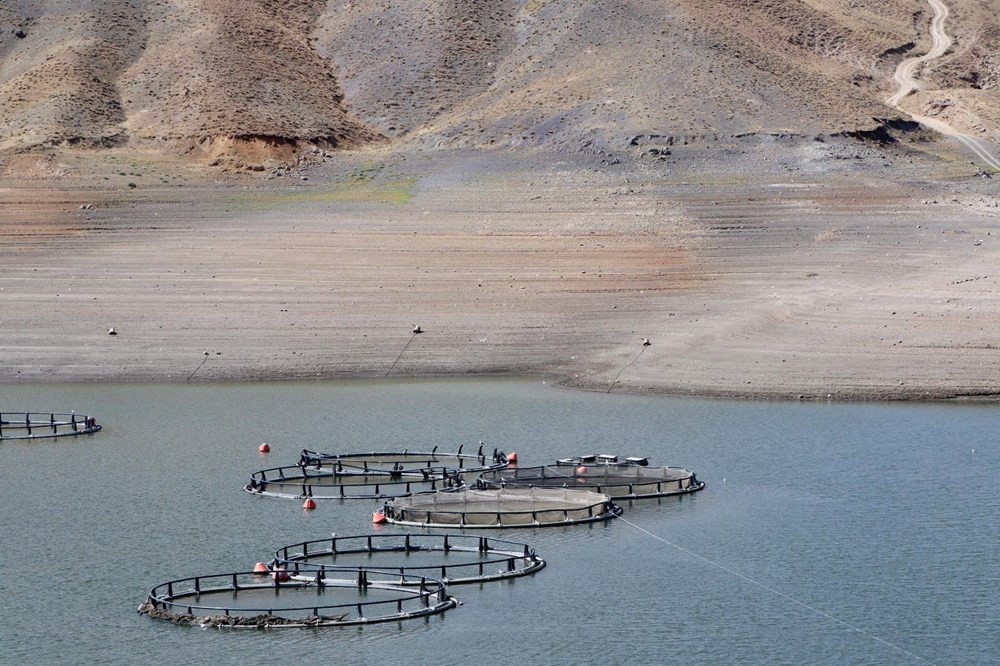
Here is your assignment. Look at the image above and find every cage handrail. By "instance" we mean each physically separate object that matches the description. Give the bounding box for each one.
[382,489,624,529]
[475,465,705,499]
[273,533,544,583]
[244,465,465,500]
[298,444,509,473]
[0,411,101,440]
[143,567,454,624]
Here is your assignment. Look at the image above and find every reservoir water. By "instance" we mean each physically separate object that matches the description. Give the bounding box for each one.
[1,378,996,665]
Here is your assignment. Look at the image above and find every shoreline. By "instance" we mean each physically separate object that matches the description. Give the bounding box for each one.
[5,366,1000,404]
[3,147,1000,402]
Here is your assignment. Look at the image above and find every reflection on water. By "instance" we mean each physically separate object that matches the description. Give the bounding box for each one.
[1,378,996,664]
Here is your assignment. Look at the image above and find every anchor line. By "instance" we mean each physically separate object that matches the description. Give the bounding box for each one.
[385,332,418,377]
[186,355,209,382]
[618,516,937,665]
[607,346,648,393]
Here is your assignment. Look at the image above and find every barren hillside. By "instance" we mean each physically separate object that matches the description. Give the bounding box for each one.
[1,0,999,160]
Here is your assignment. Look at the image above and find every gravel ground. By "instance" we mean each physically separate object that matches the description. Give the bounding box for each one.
[2,145,999,400]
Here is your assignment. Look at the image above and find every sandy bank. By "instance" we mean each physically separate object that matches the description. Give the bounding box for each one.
[2,147,1000,400]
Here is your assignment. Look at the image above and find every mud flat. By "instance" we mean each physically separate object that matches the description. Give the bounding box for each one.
[3,145,1000,400]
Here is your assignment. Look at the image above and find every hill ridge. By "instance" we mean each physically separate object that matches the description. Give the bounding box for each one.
[1,0,999,161]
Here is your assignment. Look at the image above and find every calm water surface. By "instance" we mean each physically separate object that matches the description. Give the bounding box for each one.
[1,378,997,665]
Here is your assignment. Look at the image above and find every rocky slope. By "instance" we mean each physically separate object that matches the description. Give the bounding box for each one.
[1,0,998,159]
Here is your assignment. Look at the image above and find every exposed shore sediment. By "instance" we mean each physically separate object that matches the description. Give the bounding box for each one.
[3,148,1000,400]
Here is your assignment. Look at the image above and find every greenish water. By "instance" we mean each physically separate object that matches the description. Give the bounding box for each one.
[1,378,996,665]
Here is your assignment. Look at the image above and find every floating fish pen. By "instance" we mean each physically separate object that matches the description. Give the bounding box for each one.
[476,464,705,499]
[379,488,623,529]
[138,567,456,628]
[554,454,649,467]
[0,412,101,440]
[272,533,545,585]
[299,443,509,474]
[244,464,464,500]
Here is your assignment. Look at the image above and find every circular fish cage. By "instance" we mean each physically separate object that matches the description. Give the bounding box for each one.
[476,464,705,499]
[138,567,456,628]
[244,465,465,500]
[380,488,623,529]
[0,412,101,440]
[298,443,509,474]
[272,533,545,585]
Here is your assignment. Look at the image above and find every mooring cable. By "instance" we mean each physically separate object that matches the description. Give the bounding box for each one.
[186,353,210,382]
[618,516,936,665]
[385,332,418,378]
[607,345,648,393]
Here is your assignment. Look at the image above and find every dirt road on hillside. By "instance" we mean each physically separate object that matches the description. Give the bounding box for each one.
[887,0,1000,170]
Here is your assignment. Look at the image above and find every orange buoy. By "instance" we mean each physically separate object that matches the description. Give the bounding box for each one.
[271,567,290,582]
[258,442,271,453]
[372,511,387,524]
[253,561,269,574]
[507,451,518,464]
[302,497,316,510]
[576,466,588,476]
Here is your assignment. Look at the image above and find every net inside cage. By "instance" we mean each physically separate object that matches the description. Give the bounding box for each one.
[476,464,703,498]
[383,487,621,528]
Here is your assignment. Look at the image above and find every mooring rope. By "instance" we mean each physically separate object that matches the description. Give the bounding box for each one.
[606,345,647,393]
[618,516,936,665]
[186,354,210,382]
[385,332,418,378]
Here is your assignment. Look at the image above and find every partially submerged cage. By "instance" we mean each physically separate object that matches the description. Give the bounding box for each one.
[477,464,705,499]
[244,464,464,500]
[0,412,101,440]
[298,443,509,474]
[273,533,545,585]
[138,567,456,628]
[379,487,623,528]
